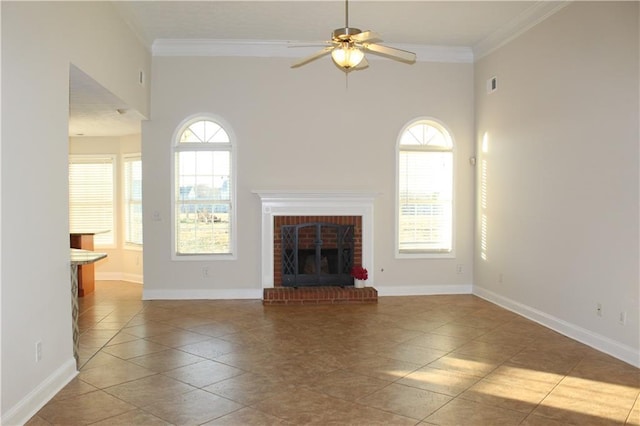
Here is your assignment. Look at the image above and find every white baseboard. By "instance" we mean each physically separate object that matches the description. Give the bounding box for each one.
[95,272,143,284]
[121,273,143,284]
[375,284,472,297]
[473,285,640,368]
[143,285,472,300]
[2,358,77,426]
[143,288,263,300]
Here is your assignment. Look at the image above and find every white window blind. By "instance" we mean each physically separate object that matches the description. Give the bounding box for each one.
[124,155,143,246]
[69,156,115,247]
[397,120,453,254]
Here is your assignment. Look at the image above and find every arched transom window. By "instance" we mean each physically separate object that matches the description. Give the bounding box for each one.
[397,119,454,256]
[174,117,235,257]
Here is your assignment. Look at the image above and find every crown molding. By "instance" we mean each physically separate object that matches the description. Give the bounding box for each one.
[152,39,474,64]
[473,0,571,60]
[152,1,569,64]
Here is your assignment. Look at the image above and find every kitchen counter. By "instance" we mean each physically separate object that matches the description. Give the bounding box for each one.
[70,248,107,368]
[70,231,108,296]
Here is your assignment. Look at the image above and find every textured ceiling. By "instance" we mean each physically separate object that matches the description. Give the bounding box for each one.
[71,1,565,137]
[113,1,540,48]
[69,65,144,137]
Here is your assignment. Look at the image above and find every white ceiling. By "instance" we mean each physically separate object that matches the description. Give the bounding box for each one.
[71,1,566,137]
[114,1,549,50]
[69,65,145,137]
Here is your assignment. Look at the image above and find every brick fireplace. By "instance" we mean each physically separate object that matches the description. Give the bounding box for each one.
[254,190,378,304]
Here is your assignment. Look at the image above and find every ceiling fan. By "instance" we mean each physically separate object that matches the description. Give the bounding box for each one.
[291,0,417,72]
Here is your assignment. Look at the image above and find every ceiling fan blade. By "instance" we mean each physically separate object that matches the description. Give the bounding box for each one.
[363,43,416,63]
[287,40,333,48]
[351,30,381,43]
[355,56,369,70]
[290,46,334,68]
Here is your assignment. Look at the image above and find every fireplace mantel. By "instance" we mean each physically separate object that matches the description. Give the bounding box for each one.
[253,190,378,289]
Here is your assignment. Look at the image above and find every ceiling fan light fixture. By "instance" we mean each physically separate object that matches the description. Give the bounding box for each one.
[331,42,364,70]
[290,0,415,72]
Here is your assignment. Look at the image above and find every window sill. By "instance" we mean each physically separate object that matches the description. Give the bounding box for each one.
[395,250,455,259]
[172,253,236,261]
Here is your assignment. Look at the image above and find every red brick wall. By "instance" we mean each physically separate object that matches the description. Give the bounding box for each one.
[273,216,362,287]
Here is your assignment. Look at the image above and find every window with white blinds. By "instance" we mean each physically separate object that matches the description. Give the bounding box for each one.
[123,155,143,246]
[174,117,235,258]
[69,155,116,247]
[397,119,453,256]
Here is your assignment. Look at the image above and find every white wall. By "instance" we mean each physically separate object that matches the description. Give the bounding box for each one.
[473,1,639,366]
[69,135,144,283]
[142,56,475,298]
[5,2,636,423]
[1,3,150,424]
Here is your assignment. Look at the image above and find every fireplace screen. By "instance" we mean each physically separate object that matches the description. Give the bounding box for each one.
[281,223,354,287]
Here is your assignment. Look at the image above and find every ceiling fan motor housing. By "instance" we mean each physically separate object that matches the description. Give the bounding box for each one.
[332,27,362,41]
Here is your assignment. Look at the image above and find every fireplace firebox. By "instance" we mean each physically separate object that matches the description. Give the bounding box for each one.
[281,222,354,287]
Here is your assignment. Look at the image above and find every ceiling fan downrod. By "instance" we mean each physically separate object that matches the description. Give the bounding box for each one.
[345,0,349,27]
[333,0,361,41]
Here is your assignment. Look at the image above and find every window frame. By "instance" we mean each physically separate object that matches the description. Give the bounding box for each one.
[395,117,456,259]
[123,153,143,249]
[68,154,117,249]
[171,114,237,261]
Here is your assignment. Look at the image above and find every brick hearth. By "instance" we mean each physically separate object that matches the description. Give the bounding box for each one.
[263,287,378,305]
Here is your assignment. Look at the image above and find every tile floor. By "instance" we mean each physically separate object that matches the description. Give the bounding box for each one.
[27,281,639,425]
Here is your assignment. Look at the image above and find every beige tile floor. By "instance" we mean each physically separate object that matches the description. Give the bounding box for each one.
[27,281,639,425]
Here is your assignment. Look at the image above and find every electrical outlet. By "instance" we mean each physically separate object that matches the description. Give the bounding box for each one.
[618,311,627,325]
[202,266,209,278]
[456,264,464,274]
[35,341,42,362]
[596,303,602,317]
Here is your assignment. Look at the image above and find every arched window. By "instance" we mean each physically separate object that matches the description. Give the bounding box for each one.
[396,118,454,256]
[173,117,235,258]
